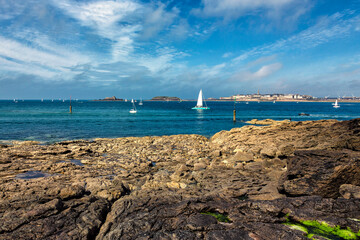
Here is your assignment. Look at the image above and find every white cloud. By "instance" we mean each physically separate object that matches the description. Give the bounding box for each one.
[253,63,282,78]
[232,11,360,63]
[51,0,184,76]
[222,52,232,58]
[0,0,30,20]
[201,63,226,78]
[0,56,57,78]
[52,0,140,28]
[230,62,282,82]
[168,19,190,41]
[0,36,90,79]
[0,37,86,69]
[194,0,309,23]
[140,3,179,40]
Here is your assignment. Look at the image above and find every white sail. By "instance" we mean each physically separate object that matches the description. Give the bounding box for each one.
[130,98,137,113]
[192,89,210,109]
[196,90,203,107]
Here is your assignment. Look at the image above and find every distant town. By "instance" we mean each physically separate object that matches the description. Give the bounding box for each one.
[218,91,360,102]
[95,93,360,102]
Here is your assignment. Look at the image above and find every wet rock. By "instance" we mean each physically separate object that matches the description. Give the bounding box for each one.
[278,150,360,198]
[339,184,360,199]
[0,196,110,240]
[96,194,360,240]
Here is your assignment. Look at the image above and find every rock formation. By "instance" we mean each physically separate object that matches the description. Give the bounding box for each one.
[0,119,359,239]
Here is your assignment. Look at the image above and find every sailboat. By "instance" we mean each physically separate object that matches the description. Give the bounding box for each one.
[139,98,143,106]
[192,89,210,110]
[333,100,340,108]
[129,99,137,113]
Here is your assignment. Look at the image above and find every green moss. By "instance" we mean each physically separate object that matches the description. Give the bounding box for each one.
[201,212,232,223]
[283,223,308,233]
[283,218,360,240]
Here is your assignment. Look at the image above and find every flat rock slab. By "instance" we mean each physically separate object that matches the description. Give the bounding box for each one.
[96,194,360,239]
[278,149,360,198]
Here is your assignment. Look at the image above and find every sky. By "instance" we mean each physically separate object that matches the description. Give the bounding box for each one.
[0,0,360,99]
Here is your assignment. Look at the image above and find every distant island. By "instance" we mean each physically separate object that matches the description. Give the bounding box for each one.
[93,96,123,101]
[150,96,181,101]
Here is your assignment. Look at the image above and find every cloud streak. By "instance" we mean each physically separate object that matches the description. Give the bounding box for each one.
[233,10,360,63]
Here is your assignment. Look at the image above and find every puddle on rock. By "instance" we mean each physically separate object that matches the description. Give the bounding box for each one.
[69,159,84,166]
[15,171,51,180]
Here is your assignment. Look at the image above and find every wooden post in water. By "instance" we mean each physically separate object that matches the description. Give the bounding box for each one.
[69,96,72,114]
[233,97,236,122]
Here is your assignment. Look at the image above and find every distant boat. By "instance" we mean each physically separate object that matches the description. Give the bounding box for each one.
[129,99,137,113]
[246,102,249,104]
[333,100,340,108]
[192,89,210,110]
[273,100,276,103]
[139,98,143,106]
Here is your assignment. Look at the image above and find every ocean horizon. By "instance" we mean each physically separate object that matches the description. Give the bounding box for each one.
[1,100,359,143]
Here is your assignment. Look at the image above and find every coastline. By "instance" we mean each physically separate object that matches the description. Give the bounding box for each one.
[1,118,360,239]
[147,99,360,103]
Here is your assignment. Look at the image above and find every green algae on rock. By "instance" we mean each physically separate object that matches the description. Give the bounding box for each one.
[201,212,232,223]
[283,219,360,240]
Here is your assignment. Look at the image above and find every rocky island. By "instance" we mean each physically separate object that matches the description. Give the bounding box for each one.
[1,119,360,239]
[150,96,181,101]
[93,96,123,101]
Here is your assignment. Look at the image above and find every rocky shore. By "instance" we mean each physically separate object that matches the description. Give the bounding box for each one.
[0,119,359,239]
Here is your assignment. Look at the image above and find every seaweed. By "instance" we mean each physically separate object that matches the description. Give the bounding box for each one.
[283,217,360,240]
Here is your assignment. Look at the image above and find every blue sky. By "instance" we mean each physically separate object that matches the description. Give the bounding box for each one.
[0,0,360,99]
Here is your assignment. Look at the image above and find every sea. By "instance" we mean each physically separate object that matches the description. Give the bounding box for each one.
[0,100,359,143]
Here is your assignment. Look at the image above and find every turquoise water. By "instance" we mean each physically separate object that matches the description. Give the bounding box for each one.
[0,100,359,142]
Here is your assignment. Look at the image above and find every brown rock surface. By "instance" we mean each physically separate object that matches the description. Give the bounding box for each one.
[0,118,359,239]
[278,149,360,198]
[339,184,360,199]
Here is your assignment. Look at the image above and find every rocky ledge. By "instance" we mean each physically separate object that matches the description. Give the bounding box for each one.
[0,119,360,239]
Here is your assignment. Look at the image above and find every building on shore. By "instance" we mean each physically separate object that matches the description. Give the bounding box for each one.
[220,93,314,101]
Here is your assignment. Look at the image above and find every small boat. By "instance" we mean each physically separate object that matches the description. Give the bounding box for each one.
[333,100,340,108]
[139,98,143,106]
[298,113,310,116]
[246,102,249,104]
[192,89,210,110]
[273,100,276,103]
[129,99,137,113]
